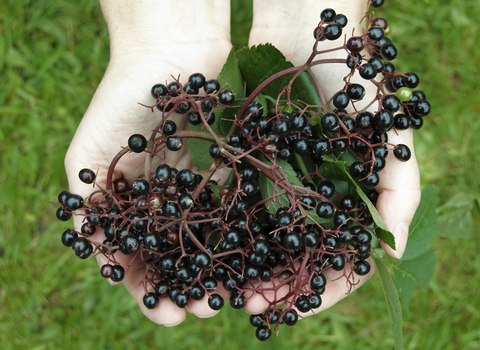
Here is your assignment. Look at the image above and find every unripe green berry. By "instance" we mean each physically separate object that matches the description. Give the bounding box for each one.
[397,87,412,101]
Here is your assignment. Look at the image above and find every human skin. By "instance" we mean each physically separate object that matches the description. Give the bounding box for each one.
[247,0,421,313]
[65,0,420,326]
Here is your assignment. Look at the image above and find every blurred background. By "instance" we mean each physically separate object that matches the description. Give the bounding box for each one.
[1,0,479,349]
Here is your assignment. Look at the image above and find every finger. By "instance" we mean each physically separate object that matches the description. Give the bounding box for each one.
[185,282,231,318]
[121,257,187,326]
[243,279,291,315]
[186,298,220,319]
[300,257,376,315]
[242,256,375,317]
[376,129,421,258]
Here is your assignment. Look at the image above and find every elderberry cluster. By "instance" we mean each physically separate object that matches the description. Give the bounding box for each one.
[55,2,430,341]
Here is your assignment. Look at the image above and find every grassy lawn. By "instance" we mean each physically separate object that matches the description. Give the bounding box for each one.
[1,0,479,349]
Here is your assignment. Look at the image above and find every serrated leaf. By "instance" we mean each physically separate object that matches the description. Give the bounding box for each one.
[187,48,244,171]
[217,47,244,97]
[216,48,245,135]
[275,158,303,187]
[392,251,437,310]
[259,172,290,214]
[258,157,302,212]
[401,185,438,260]
[375,258,403,350]
[323,156,396,250]
[258,158,332,225]
[236,44,322,109]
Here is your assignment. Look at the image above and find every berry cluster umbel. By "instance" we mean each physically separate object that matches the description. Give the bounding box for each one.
[55,2,430,341]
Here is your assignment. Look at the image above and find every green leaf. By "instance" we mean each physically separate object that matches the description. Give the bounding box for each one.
[401,185,438,261]
[258,158,332,225]
[258,157,298,214]
[392,251,437,311]
[210,184,224,201]
[375,258,403,350]
[236,44,322,109]
[217,47,244,98]
[275,158,303,187]
[259,171,290,214]
[216,48,246,135]
[436,192,477,238]
[186,49,244,171]
[323,156,396,250]
[185,136,215,171]
[218,97,247,135]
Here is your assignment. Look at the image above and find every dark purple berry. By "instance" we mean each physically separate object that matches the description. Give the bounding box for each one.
[166,135,183,151]
[321,113,339,132]
[371,0,385,9]
[317,180,335,198]
[324,24,342,40]
[368,26,384,41]
[347,52,362,69]
[283,231,302,251]
[128,134,147,153]
[218,90,235,105]
[61,229,77,247]
[347,37,364,52]
[346,83,366,100]
[404,72,420,88]
[381,43,398,60]
[359,63,377,80]
[151,83,168,98]
[79,168,95,184]
[64,194,84,211]
[332,91,350,109]
[208,294,224,311]
[394,113,410,130]
[143,292,159,309]
[56,207,72,221]
[393,144,412,161]
[320,8,336,22]
[413,100,431,117]
[132,178,149,196]
[334,14,348,27]
[255,326,272,341]
[204,79,220,93]
[374,109,394,132]
[354,260,371,275]
[162,120,177,135]
[282,310,298,326]
[316,202,335,218]
[310,273,327,290]
[111,265,125,282]
[382,95,401,112]
[188,73,206,90]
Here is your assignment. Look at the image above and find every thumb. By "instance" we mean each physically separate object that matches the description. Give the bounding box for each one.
[375,128,421,259]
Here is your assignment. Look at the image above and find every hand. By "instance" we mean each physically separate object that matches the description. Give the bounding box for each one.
[65,0,232,326]
[245,0,421,314]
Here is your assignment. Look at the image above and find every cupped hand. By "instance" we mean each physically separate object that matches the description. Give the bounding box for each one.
[246,0,421,314]
[65,0,232,326]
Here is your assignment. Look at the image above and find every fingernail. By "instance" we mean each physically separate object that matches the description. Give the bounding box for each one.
[392,223,409,259]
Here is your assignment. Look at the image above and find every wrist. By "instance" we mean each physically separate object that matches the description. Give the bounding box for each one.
[100,0,231,61]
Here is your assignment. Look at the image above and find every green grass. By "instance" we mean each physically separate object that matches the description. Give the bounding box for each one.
[1,0,479,349]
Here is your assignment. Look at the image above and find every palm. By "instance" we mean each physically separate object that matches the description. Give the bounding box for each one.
[246,0,421,313]
[65,42,232,325]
